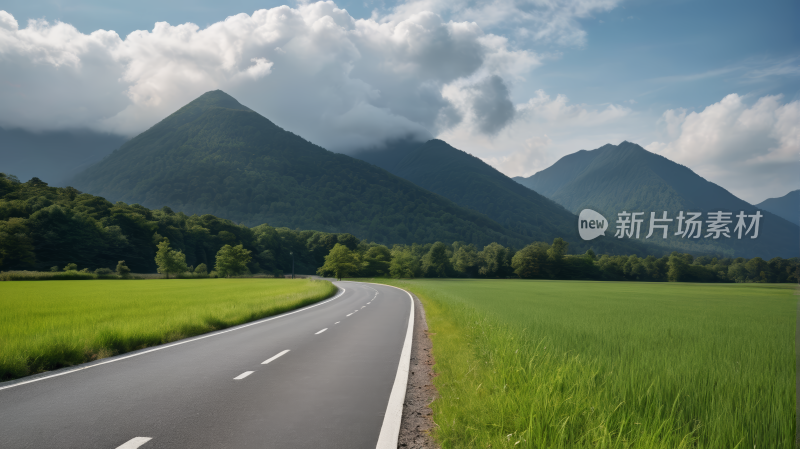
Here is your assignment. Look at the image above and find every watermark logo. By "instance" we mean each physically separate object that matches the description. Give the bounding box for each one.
[579,209,608,240]
[613,210,762,240]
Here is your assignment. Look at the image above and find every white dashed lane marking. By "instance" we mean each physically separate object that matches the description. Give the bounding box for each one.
[116,437,152,449]
[315,328,328,335]
[261,350,290,365]
[234,371,254,380]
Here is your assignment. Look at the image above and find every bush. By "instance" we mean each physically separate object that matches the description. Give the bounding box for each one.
[116,260,131,278]
[194,263,208,275]
[0,271,95,281]
[50,266,58,272]
[94,268,116,278]
[63,263,77,271]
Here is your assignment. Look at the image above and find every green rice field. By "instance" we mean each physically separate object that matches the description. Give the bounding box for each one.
[373,279,796,448]
[0,279,336,381]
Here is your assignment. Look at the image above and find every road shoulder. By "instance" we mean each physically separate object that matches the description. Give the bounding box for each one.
[398,293,439,448]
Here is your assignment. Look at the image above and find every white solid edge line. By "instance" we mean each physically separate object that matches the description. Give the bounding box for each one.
[234,371,254,380]
[0,288,347,392]
[315,328,328,335]
[365,282,415,449]
[261,349,290,365]
[115,437,152,449]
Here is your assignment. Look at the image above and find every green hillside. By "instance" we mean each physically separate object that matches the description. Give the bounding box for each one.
[70,91,525,248]
[353,139,653,255]
[514,141,799,258]
[0,174,364,274]
[756,190,799,226]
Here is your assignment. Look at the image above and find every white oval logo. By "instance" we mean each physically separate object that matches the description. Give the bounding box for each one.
[579,209,608,240]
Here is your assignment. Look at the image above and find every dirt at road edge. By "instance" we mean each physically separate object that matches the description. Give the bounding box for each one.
[397,293,440,448]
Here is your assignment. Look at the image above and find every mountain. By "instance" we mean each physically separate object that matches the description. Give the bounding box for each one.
[70,91,528,248]
[756,190,799,226]
[514,141,799,259]
[0,127,126,186]
[352,139,653,255]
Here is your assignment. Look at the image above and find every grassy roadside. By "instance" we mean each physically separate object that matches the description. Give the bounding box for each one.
[0,278,336,381]
[369,279,795,448]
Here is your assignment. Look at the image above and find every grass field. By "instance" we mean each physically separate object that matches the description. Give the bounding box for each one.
[0,279,336,381]
[372,279,795,448]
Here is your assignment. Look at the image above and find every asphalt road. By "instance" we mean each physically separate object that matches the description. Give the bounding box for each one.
[0,281,413,449]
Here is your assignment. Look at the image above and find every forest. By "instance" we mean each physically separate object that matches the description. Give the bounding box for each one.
[0,173,357,275]
[1,173,797,283]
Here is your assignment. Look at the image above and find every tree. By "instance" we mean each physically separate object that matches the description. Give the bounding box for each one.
[317,243,359,280]
[194,263,208,275]
[389,248,419,279]
[155,238,188,279]
[215,244,252,278]
[421,242,451,277]
[546,237,569,278]
[727,263,747,283]
[478,242,512,278]
[451,242,480,277]
[116,260,131,278]
[0,218,36,270]
[667,253,688,282]
[512,242,550,279]
[361,245,391,277]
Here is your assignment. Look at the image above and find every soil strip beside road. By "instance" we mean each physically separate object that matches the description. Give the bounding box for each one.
[398,292,439,448]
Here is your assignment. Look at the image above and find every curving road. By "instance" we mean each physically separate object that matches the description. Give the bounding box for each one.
[0,281,413,449]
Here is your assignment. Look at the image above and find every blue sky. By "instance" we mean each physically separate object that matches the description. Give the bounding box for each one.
[6,0,797,109]
[1,0,797,202]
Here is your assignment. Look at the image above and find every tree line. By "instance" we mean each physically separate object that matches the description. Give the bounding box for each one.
[0,174,361,276]
[318,238,800,283]
[2,174,797,283]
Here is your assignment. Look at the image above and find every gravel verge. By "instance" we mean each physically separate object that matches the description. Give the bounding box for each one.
[397,293,440,448]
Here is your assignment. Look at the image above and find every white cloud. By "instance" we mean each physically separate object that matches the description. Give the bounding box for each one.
[0,3,553,150]
[386,0,621,47]
[439,89,636,177]
[646,93,800,204]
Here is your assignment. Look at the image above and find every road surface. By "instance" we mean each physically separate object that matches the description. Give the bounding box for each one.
[0,281,413,449]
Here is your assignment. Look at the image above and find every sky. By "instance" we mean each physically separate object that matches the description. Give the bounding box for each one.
[0,0,797,203]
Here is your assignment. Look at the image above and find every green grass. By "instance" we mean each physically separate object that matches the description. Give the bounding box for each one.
[371,279,795,448]
[0,278,336,381]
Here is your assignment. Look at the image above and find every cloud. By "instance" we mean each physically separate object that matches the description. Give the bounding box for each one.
[0,3,555,151]
[439,89,636,177]
[469,74,515,134]
[646,93,800,204]
[386,0,622,47]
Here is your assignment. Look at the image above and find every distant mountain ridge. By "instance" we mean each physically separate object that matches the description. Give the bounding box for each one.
[514,141,799,259]
[353,139,654,255]
[70,90,527,248]
[0,127,126,186]
[756,190,799,226]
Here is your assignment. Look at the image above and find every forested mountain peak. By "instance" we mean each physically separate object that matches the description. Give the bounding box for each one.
[69,91,527,248]
[513,141,799,258]
[756,190,799,226]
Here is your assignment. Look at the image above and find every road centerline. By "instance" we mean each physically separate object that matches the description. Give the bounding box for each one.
[261,350,290,365]
[115,437,152,449]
